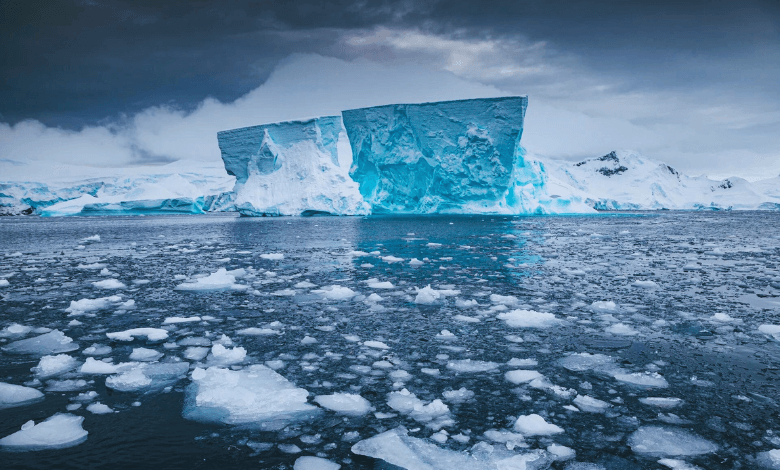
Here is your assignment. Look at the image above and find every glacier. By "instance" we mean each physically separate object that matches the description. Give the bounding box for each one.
[0,160,234,216]
[217,116,369,216]
[341,96,584,214]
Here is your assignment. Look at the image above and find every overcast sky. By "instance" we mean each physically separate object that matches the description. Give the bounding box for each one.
[2,0,779,179]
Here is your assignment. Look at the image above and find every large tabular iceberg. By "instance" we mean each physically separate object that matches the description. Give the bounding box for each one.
[342,96,583,214]
[217,116,369,216]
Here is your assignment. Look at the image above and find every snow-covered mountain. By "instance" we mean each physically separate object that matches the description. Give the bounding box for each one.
[537,150,780,211]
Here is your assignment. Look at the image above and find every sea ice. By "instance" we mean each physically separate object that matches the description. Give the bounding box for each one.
[92,279,126,289]
[260,253,284,260]
[0,323,32,337]
[174,268,246,291]
[106,328,169,342]
[639,397,682,408]
[414,285,441,305]
[207,344,247,365]
[163,316,201,324]
[129,348,163,362]
[31,354,79,378]
[293,456,341,470]
[446,359,500,373]
[314,393,372,416]
[0,414,88,451]
[505,370,543,384]
[513,414,564,436]
[572,395,611,413]
[613,371,669,388]
[65,295,124,315]
[313,285,357,300]
[0,382,44,409]
[86,402,114,414]
[2,330,79,355]
[628,426,717,456]
[497,309,561,328]
[605,323,639,336]
[183,365,317,428]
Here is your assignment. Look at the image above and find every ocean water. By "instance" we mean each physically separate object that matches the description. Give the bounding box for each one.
[1,212,779,469]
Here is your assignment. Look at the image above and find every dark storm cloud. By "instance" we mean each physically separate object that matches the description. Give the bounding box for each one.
[2,0,778,127]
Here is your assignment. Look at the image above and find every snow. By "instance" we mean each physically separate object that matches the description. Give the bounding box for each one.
[174,268,246,291]
[0,382,44,409]
[497,309,561,328]
[314,393,372,416]
[294,456,341,470]
[505,370,543,384]
[628,426,718,456]
[218,116,368,216]
[2,330,79,355]
[0,414,88,451]
[106,328,169,342]
[31,354,79,378]
[92,279,126,289]
[513,414,564,436]
[183,365,317,428]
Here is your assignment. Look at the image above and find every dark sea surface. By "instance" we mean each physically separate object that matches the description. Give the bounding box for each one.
[1,212,779,470]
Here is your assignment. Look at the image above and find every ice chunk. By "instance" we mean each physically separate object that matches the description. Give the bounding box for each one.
[572,395,611,413]
[174,268,246,291]
[0,382,44,409]
[313,285,357,300]
[0,414,88,451]
[446,359,499,373]
[490,294,520,306]
[352,427,549,470]
[31,354,79,378]
[86,402,114,414]
[163,316,201,324]
[217,116,369,216]
[105,369,152,391]
[314,393,372,416]
[294,456,341,470]
[82,343,112,356]
[414,285,441,305]
[106,328,169,342]
[387,389,450,425]
[559,353,617,373]
[658,458,705,470]
[80,358,124,374]
[507,358,538,368]
[639,397,682,408]
[613,371,668,388]
[260,253,284,260]
[363,340,390,350]
[45,379,88,392]
[207,344,246,366]
[105,362,189,392]
[366,279,394,289]
[183,365,317,429]
[605,323,638,336]
[92,279,126,289]
[129,348,163,362]
[0,323,32,337]
[65,295,124,315]
[548,443,575,461]
[756,449,780,469]
[2,330,79,355]
[591,300,617,312]
[505,370,543,384]
[184,347,210,361]
[628,426,717,456]
[759,324,780,341]
[513,414,564,436]
[442,388,474,403]
[497,309,561,328]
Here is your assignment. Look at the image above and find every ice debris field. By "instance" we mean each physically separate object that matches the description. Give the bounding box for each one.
[3,97,779,217]
[1,212,780,469]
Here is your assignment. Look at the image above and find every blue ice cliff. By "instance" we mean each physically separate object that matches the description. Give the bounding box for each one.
[341,96,584,214]
[217,116,369,216]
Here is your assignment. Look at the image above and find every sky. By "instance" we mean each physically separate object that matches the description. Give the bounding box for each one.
[1,0,779,180]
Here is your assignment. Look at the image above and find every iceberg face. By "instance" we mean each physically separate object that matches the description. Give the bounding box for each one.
[218,116,369,216]
[341,96,582,214]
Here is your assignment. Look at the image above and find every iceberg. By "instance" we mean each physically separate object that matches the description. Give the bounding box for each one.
[217,116,369,216]
[342,96,584,214]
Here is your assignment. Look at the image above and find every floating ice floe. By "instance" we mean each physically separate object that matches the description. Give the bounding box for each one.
[105,362,189,392]
[293,456,341,470]
[639,397,682,408]
[386,390,451,428]
[613,371,669,388]
[207,344,246,366]
[183,365,318,429]
[0,323,32,337]
[352,427,551,470]
[363,340,390,350]
[129,348,163,362]
[314,393,372,416]
[312,285,357,300]
[628,426,717,456]
[2,330,79,355]
[82,344,112,356]
[0,414,88,451]
[505,370,543,384]
[260,253,284,260]
[65,295,126,315]
[0,382,44,409]
[573,394,611,413]
[497,309,561,328]
[756,449,780,469]
[107,328,169,342]
[174,268,247,291]
[86,402,114,414]
[365,279,394,289]
[759,324,780,341]
[442,388,474,404]
[605,323,639,336]
[163,316,201,324]
[92,279,126,289]
[490,294,520,306]
[31,354,79,378]
[0,279,9,287]
[513,414,564,436]
[632,280,658,288]
[446,359,500,373]
[414,285,441,305]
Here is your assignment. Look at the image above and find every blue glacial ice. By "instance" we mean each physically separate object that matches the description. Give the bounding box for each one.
[342,96,588,214]
[217,116,369,216]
